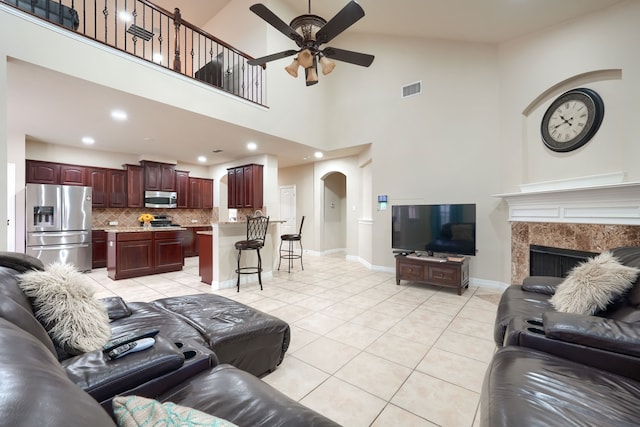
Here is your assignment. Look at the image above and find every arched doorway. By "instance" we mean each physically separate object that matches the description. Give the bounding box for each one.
[321,172,347,253]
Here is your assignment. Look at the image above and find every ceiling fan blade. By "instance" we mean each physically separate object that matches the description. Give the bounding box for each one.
[322,47,374,67]
[315,1,365,45]
[247,49,298,66]
[250,4,303,46]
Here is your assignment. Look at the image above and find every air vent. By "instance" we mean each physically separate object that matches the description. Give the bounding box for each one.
[401,81,422,98]
[212,149,223,153]
[126,24,154,41]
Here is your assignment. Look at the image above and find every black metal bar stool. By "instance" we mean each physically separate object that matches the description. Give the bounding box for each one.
[278,216,305,273]
[235,215,269,292]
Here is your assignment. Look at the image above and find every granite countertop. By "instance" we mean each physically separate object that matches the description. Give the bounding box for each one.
[94,224,213,231]
[217,219,286,225]
[97,226,187,233]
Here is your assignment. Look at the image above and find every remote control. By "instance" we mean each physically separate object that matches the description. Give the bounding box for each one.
[103,330,160,353]
[108,338,156,360]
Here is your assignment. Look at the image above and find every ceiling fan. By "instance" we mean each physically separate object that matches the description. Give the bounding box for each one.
[247,1,375,86]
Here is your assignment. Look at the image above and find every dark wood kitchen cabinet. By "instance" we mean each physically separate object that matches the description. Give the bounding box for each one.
[125,164,144,208]
[227,163,263,209]
[27,160,89,186]
[142,161,176,192]
[107,230,183,280]
[188,177,214,209]
[154,231,184,273]
[201,178,213,209]
[88,167,108,207]
[189,178,202,208]
[108,169,127,208]
[180,226,212,257]
[60,164,87,186]
[88,168,126,208]
[92,230,107,268]
[26,160,60,184]
[175,170,190,209]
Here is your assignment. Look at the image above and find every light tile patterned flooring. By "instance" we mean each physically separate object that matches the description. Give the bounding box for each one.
[87,254,503,427]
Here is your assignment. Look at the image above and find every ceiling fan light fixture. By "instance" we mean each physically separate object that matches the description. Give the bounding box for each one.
[306,65,318,85]
[298,49,314,68]
[319,56,335,75]
[285,57,300,78]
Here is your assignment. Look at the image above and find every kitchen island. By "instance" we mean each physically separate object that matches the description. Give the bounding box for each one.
[106,227,186,280]
[197,221,283,290]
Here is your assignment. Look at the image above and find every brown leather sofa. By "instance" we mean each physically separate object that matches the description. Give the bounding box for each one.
[0,253,340,426]
[481,246,640,426]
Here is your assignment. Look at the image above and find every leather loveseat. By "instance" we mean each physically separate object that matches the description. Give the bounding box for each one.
[480,246,640,426]
[0,252,340,426]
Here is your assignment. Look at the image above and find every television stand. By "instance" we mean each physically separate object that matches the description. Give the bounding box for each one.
[395,254,470,295]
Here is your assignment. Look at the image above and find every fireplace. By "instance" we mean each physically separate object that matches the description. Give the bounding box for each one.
[497,177,640,284]
[529,245,599,278]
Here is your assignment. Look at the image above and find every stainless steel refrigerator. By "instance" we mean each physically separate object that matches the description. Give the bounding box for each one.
[25,183,92,272]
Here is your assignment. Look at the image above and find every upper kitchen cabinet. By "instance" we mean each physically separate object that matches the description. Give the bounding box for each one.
[175,170,190,209]
[188,177,214,209]
[88,167,108,207]
[125,164,144,208]
[201,178,213,209]
[142,161,176,192]
[227,163,263,209]
[26,160,60,184]
[60,164,87,186]
[88,167,127,208]
[27,160,89,186]
[108,169,127,208]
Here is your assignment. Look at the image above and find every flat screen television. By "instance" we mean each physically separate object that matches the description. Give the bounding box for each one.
[392,204,476,256]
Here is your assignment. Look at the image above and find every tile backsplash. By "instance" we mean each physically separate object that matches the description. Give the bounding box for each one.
[92,208,218,228]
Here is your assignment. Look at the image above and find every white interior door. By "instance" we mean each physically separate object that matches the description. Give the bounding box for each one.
[279,185,296,235]
[6,163,15,251]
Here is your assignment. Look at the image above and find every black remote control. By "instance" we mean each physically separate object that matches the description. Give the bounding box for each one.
[103,329,160,353]
[108,338,155,360]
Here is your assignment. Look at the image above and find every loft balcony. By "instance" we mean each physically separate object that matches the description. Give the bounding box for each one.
[1,0,267,106]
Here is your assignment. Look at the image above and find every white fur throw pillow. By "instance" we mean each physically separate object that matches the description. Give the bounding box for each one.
[550,252,640,315]
[18,262,111,354]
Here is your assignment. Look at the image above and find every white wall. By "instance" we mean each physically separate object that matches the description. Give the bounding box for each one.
[319,32,504,282]
[499,1,640,192]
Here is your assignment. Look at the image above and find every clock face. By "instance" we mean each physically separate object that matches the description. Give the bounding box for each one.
[541,88,604,152]
[546,99,589,143]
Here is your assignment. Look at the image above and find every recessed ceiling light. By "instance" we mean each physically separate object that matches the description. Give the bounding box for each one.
[314,151,324,158]
[247,142,257,151]
[111,110,127,121]
[81,136,95,145]
[197,156,207,162]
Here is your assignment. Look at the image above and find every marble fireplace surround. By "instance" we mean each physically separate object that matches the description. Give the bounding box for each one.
[496,175,640,284]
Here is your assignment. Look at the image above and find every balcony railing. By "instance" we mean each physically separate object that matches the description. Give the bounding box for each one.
[2,0,267,106]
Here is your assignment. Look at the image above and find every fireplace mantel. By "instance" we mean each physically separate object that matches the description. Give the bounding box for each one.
[495,179,640,225]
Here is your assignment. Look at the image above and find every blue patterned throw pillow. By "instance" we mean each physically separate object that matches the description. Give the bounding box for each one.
[112,395,238,427]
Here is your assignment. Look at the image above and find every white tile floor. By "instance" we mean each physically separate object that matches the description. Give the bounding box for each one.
[87,254,503,427]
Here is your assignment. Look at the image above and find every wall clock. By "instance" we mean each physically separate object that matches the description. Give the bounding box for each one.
[540,88,604,152]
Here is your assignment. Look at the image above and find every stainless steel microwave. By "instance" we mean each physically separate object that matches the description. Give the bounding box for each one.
[144,191,177,208]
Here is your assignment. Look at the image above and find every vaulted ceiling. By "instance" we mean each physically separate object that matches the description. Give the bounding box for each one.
[6,0,623,167]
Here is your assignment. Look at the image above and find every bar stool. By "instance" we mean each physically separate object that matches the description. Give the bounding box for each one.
[235,215,270,292]
[278,216,305,273]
